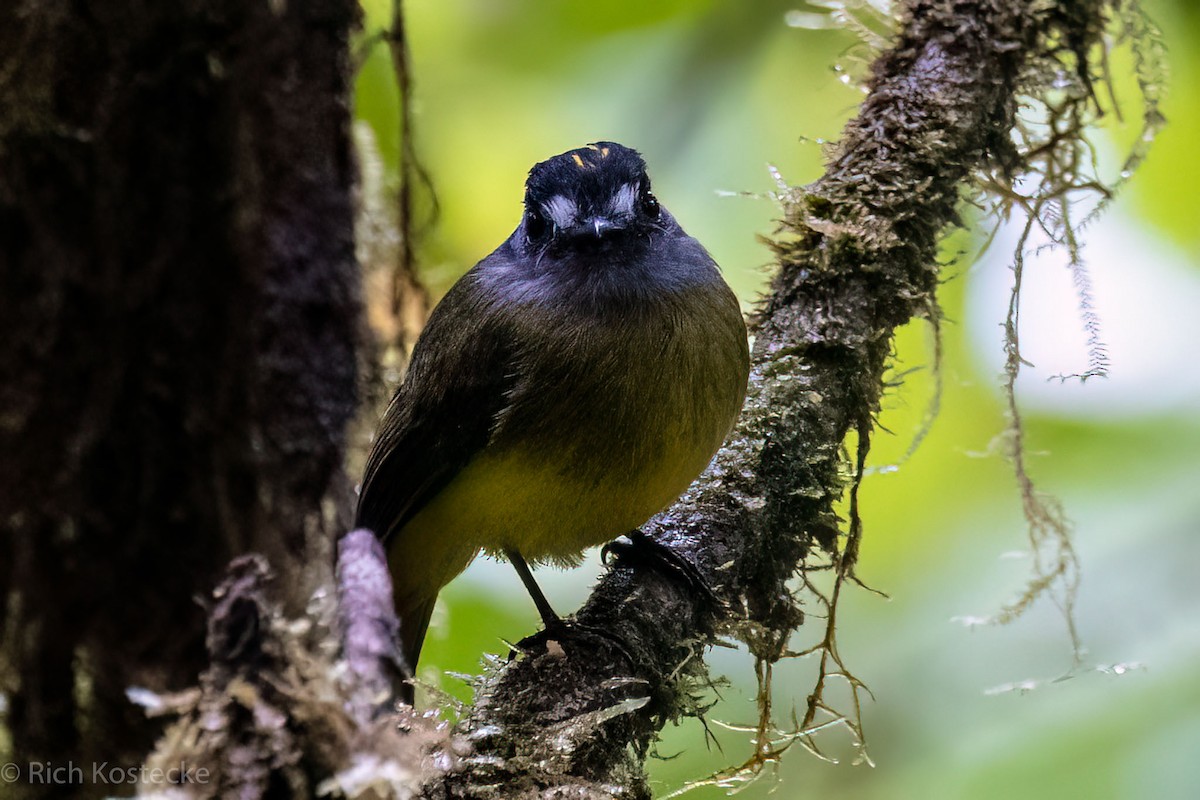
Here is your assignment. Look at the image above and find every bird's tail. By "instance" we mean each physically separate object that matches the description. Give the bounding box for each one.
[396,596,437,705]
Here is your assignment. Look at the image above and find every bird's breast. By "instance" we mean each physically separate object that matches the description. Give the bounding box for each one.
[454,278,747,562]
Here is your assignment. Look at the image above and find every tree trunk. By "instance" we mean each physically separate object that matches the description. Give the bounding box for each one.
[0,1,361,795]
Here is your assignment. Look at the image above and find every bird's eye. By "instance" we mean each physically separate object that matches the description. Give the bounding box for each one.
[525,209,547,241]
[639,186,660,218]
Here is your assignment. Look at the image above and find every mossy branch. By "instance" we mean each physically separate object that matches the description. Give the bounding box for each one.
[427,1,1138,796]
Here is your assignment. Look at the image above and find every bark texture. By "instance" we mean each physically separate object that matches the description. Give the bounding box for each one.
[0,1,361,795]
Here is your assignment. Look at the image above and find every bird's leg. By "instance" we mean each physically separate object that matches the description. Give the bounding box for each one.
[505,548,635,667]
[504,548,561,628]
[602,530,722,610]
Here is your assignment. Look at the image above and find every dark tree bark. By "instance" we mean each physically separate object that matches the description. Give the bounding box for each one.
[0,1,361,795]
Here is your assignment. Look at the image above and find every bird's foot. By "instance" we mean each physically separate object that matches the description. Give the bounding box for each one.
[601,530,724,611]
[508,616,635,669]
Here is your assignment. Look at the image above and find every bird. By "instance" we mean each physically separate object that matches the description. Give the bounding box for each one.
[355,142,749,701]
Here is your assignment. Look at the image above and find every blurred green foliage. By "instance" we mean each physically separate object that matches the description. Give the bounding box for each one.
[354,1,1200,797]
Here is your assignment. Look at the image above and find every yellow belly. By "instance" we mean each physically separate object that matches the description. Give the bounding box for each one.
[398,437,711,572]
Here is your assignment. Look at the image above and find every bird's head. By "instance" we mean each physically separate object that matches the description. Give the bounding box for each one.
[520,142,667,253]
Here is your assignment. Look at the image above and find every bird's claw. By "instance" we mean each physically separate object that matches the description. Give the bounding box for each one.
[603,530,724,612]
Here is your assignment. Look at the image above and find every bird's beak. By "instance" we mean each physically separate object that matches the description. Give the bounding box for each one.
[565,216,621,239]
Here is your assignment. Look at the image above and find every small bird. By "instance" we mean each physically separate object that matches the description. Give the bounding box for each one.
[356,142,749,698]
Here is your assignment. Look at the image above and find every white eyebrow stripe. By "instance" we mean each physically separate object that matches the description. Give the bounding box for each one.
[610,183,638,216]
[542,195,577,229]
